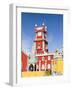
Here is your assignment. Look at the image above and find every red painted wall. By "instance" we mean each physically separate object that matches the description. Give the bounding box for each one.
[37,50,44,54]
[21,51,28,72]
[36,55,53,70]
[37,36,42,39]
[36,41,43,49]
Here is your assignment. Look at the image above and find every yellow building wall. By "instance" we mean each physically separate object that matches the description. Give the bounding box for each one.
[53,59,63,74]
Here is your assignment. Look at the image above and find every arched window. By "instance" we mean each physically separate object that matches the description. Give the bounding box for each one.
[48,56,50,60]
[42,64,45,70]
[42,56,44,61]
[48,64,50,69]
[29,64,34,71]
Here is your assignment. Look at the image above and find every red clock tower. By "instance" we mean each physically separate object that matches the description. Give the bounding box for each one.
[34,22,48,54]
[34,22,53,72]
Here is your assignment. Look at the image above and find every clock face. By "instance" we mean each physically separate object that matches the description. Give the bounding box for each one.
[37,32,41,36]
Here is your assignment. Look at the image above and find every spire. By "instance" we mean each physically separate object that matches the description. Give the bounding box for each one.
[42,22,45,26]
[42,17,45,26]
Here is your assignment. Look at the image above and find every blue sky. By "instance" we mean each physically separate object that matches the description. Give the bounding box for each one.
[21,12,63,53]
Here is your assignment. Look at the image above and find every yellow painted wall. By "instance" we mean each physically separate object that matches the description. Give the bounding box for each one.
[21,71,50,77]
[53,58,63,74]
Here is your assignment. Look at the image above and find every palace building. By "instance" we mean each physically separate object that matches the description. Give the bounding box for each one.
[33,23,54,72]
